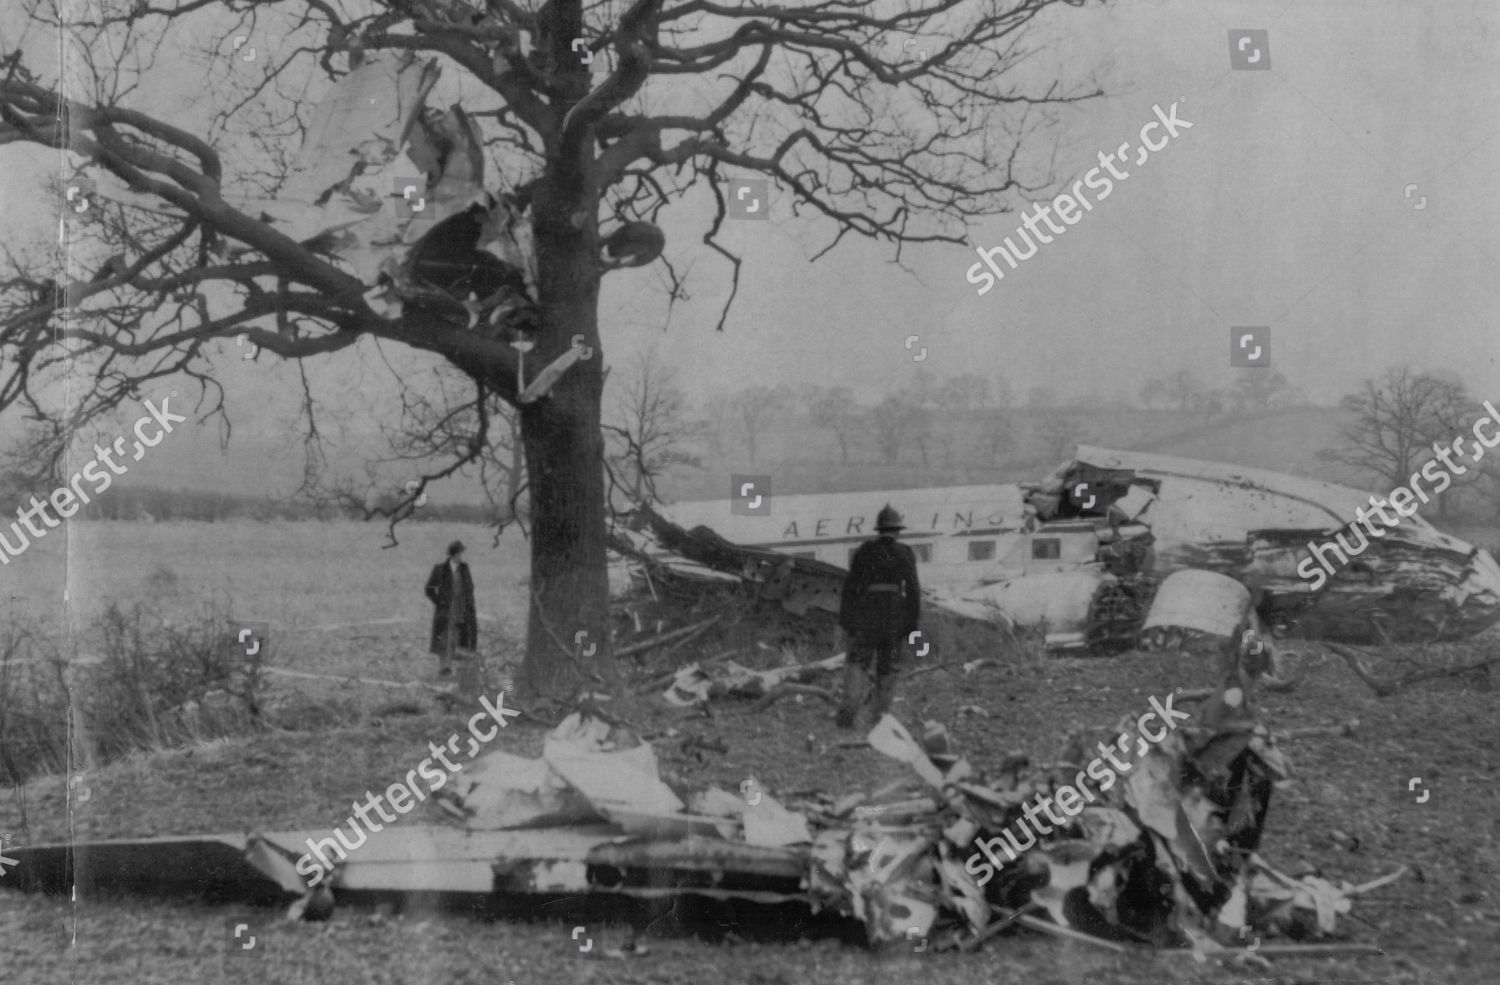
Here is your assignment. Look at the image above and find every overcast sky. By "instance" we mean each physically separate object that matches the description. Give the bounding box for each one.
[2,0,1497,495]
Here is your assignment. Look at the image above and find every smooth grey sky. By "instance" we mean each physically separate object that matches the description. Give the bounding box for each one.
[2,0,1498,494]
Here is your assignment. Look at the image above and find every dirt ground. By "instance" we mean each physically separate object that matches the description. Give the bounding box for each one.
[0,521,1495,983]
[3,606,1496,985]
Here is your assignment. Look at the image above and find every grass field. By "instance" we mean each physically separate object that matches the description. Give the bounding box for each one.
[1,520,1497,984]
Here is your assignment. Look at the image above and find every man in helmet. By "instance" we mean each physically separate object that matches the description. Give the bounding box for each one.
[837,504,921,728]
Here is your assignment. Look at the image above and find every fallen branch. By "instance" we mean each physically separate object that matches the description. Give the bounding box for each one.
[616,616,720,660]
[749,682,836,712]
[1328,643,1499,697]
[1014,914,1131,953]
[899,661,960,681]
[632,648,742,694]
[1345,865,1408,896]
[1276,719,1359,741]
[959,903,1040,951]
[1162,942,1387,959]
[1327,644,1398,696]
[261,665,448,693]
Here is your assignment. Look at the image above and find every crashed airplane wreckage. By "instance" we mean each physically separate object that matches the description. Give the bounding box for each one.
[613,446,1500,657]
[2,682,1395,960]
[76,49,624,403]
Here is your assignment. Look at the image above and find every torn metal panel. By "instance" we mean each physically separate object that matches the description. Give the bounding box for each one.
[960,569,1112,650]
[586,839,806,888]
[258,825,628,895]
[283,51,439,208]
[87,51,496,289]
[441,750,596,830]
[1058,446,1500,643]
[541,712,686,827]
[2,833,296,897]
[1142,570,1252,639]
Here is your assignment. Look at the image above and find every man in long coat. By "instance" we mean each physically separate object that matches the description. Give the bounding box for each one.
[426,540,477,676]
[837,504,921,728]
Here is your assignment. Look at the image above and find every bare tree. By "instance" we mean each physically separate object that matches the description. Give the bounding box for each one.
[1199,386,1225,420]
[870,395,908,465]
[945,372,990,413]
[0,0,1105,698]
[906,366,940,410]
[602,347,701,506]
[1161,369,1203,412]
[1473,455,1500,522]
[807,385,860,465]
[974,409,1013,469]
[306,360,529,531]
[907,397,934,469]
[1322,367,1473,517]
[1036,412,1081,460]
[1137,377,1166,410]
[729,385,788,468]
[698,393,735,462]
[1232,370,1290,413]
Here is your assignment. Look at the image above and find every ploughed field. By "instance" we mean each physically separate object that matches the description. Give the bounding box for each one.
[1,521,1496,984]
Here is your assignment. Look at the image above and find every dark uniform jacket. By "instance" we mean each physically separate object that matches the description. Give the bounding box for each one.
[426,560,477,653]
[840,536,921,639]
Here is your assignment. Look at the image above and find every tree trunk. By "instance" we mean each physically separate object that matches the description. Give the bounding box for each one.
[519,383,616,697]
[513,158,618,699]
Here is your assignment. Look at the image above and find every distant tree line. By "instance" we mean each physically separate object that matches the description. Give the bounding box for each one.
[690,365,1310,481]
[0,475,500,524]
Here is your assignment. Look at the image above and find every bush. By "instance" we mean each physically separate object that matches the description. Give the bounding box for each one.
[0,599,267,783]
[0,619,68,783]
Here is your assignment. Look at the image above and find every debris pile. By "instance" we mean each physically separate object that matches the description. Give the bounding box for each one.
[440,683,1393,961]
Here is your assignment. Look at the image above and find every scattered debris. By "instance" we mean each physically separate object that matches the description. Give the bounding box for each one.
[2,677,1381,964]
[662,654,845,707]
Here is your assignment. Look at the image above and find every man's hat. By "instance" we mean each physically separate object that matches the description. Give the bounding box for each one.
[447,540,466,556]
[875,504,904,532]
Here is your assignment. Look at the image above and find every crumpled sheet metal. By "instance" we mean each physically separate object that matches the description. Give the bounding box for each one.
[88,51,495,291]
[9,696,1370,953]
[845,700,1368,953]
[282,52,438,208]
[448,713,815,848]
[740,781,815,848]
[1050,446,1500,643]
[445,713,683,832]
[442,749,595,830]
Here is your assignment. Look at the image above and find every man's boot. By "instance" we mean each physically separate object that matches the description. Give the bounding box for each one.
[837,660,870,729]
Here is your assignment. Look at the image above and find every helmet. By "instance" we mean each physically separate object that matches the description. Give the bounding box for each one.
[875,504,904,532]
